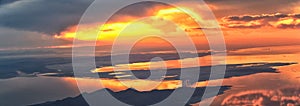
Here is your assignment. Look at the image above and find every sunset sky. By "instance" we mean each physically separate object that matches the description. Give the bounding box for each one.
[0,0,299,55]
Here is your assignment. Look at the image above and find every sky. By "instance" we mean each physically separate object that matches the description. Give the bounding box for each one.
[0,0,299,55]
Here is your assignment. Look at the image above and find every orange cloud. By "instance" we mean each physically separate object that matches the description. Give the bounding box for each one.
[55,5,205,42]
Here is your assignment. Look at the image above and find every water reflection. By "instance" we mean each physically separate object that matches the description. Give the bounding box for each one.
[64,77,182,92]
[204,52,300,106]
[207,68,300,106]
[0,77,80,106]
[3,50,300,105]
[222,87,300,106]
[0,76,184,106]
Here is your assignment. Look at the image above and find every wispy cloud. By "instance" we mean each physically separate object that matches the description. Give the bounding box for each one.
[222,13,300,28]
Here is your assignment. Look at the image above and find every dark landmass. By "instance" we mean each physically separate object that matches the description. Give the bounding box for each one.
[96,62,295,82]
[0,52,210,79]
[32,86,231,106]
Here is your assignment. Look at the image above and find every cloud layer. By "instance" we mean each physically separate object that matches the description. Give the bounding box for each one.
[222,13,300,28]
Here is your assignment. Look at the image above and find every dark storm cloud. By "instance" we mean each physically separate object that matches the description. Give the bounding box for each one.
[0,0,93,35]
[0,0,19,5]
[103,1,171,23]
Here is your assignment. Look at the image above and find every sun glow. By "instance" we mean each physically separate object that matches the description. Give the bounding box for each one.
[55,6,203,41]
